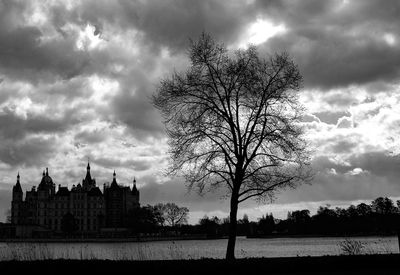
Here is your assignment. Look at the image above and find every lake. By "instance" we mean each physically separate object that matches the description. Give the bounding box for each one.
[0,236,398,261]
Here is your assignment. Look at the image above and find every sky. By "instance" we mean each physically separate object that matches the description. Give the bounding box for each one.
[1,0,400,223]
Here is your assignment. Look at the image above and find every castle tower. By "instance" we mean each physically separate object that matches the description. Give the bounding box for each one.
[82,161,95,189]
[12,172,23,202]
[111,170,118,187]
[131,177,140,207]
[11,172,23,224]
[38,167,54,199]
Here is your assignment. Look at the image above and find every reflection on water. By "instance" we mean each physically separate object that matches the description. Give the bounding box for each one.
[0,236,397,261]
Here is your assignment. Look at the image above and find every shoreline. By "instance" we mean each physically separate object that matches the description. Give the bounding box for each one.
[0,234,397,243]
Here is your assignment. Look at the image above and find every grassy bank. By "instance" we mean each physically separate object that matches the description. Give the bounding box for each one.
[0,254,399,274]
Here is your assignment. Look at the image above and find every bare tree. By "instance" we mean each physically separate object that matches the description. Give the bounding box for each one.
[155,203,189,226]
[153,33,312,260]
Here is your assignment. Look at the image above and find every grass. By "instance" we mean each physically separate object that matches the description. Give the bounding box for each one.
[337,237,397,256]
[338,239,364,255]
[0,241,202,261]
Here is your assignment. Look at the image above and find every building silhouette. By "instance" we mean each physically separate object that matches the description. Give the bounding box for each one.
[11,162,139,236]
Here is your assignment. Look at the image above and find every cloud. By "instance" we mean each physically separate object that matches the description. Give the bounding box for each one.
[109,70,165,139]
[0,107,79,139]
[0,23,92,82]
[314,111,351,125]
[74,129,108,144]
[336,116,353,128]
[0,136,57,167]
[256,0,400,89]
[91,156,152,172]
[1,0,400,222]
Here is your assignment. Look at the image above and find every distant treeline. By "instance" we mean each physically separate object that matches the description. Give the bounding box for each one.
[128,197,400,237]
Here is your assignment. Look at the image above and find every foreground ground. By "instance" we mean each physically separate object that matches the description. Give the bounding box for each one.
[0,254,399,274]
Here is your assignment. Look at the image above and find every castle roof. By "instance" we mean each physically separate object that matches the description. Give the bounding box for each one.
[56,187,70,196]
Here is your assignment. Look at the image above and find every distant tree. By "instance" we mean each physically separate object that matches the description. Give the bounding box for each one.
[222,216,230,225]
[371,197,396,215]
[241,214,249,224]
[153,32,312,260]
[156,203,189,226]
[288,209,310,223]
[355,203,372,217]
[199,215,221,237]
[346,205,358,218]
[287,209,311,234]
[316,205,337,218]
[313,205,339,234]
[149,205,165,226]
[127,205,164,233]
[238,214,250,236]
[258,213,275,235]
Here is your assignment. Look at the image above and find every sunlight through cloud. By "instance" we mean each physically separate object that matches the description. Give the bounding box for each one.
[237,19,286,49]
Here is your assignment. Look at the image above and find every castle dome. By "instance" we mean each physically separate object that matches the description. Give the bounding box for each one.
[38,168,54,190]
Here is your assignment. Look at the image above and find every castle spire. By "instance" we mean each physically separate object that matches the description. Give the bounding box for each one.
[13,172,22,194]
[111,170,118,187]
[85,161,91,177]
[46,167,49,176]
[83,160,93,188]
[132,177,138,194]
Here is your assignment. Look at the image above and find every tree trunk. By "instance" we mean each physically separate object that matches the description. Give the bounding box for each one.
[226,192,239,260]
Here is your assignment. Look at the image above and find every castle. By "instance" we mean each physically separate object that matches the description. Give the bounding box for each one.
[10,162,140,236]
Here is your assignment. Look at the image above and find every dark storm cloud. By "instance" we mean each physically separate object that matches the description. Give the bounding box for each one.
[110,69,165,139]
[331,140,358,154]
[0,136,57,166]
[276,151,400,204]
[256,0,400,89]
[0,27,91,82]
[0,1,94,83]
[91,156,152,172]
[62,0,252,54]
[0,105,81,166]
[0,107,79,140]
[312,151,400,191]
[348,151,400,179]
[74,129,108,144]
[5,0,397,90]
